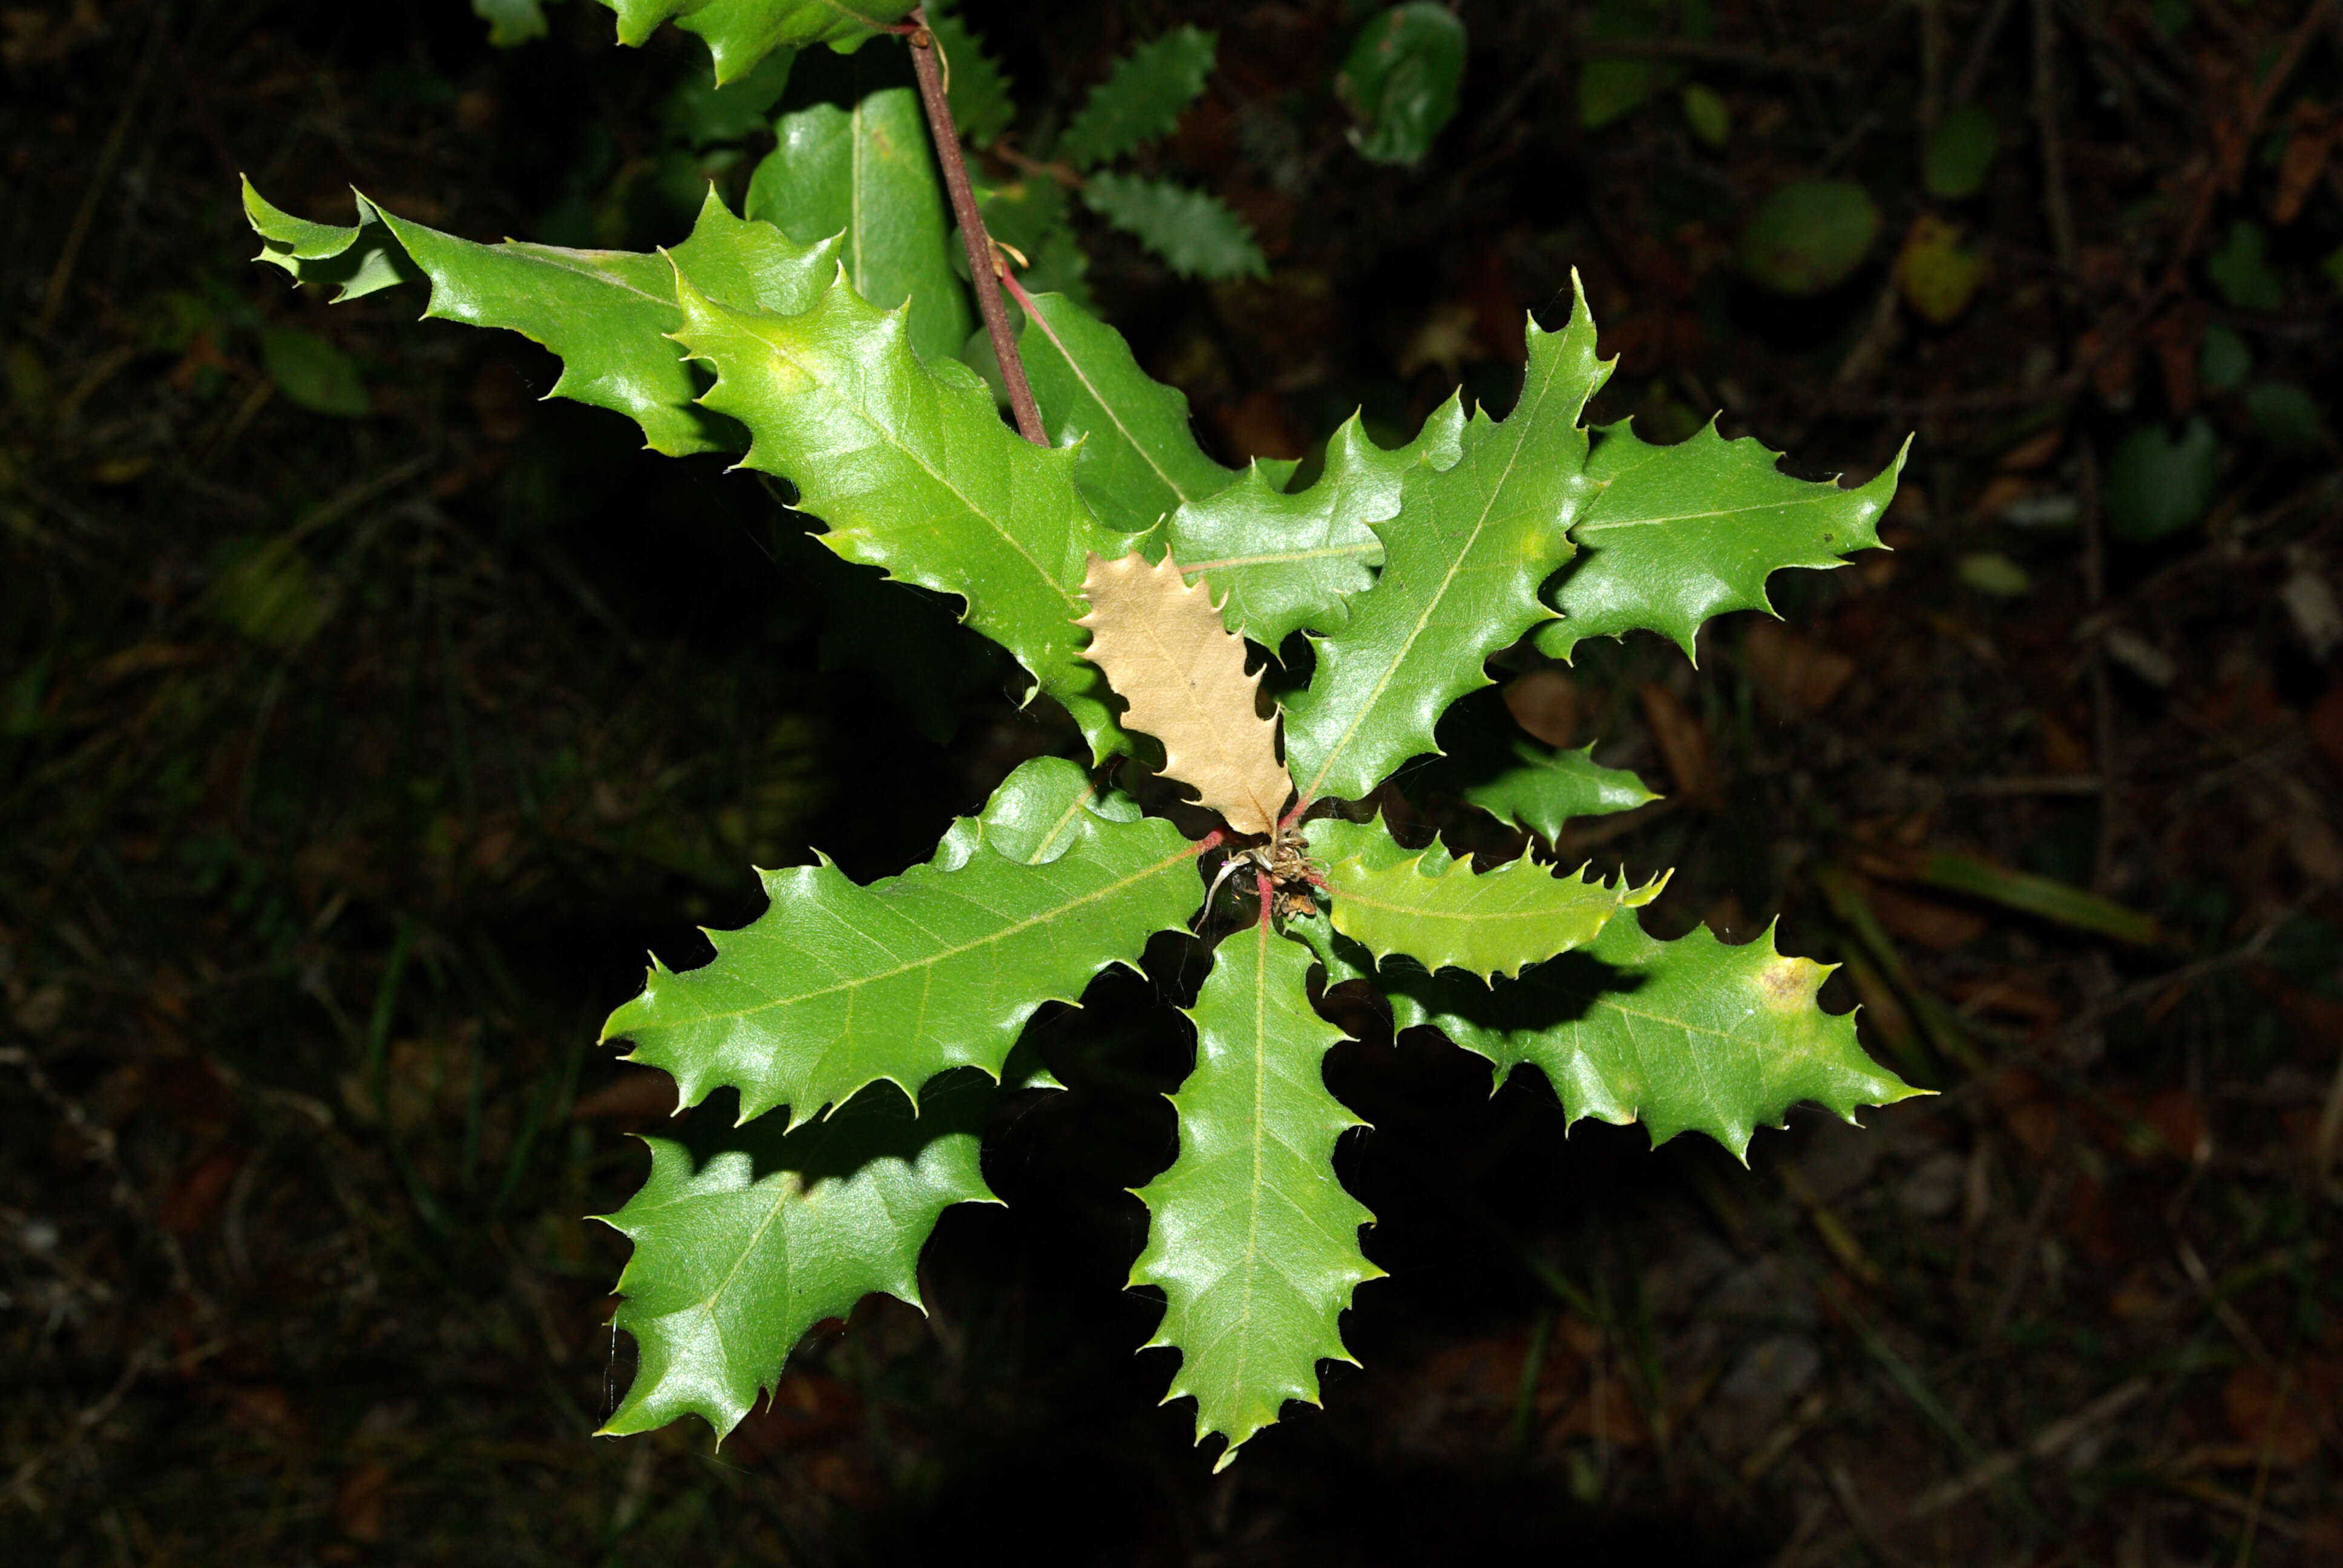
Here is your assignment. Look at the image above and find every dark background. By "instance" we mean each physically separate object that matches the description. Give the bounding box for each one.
[4,1,2341,1563]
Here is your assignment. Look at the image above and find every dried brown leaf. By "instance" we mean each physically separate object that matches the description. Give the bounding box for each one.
[1076,551,1293,836]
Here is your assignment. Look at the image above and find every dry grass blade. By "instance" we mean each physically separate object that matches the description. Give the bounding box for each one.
[1076,550,1293,836]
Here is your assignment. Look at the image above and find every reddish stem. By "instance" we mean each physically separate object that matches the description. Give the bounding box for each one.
[900,8,1048,447]
[1254,870,1274,929]
[1192,828,1227,859]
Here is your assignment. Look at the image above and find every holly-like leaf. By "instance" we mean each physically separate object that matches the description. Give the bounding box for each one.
[595,0,915,84]
[1459,740,1657,843]
[746,88,975,366]
[598,1071,998,1440]
[1283,281,1611,805]
[243,183,422,303]
[1534,420,1902,662]
[925,0,1015,148]
[1375,915,1922,1158]
[1076,551,1293,837]
[600,757,1201,1126]
[1057,26,1217,169]
[1323,828,1662,981]
[1017,290,1237,533]
[1417,689,1659,843]
[673,267,1141,758]
[1133,919,1381,1469]
[1162,402,1465,647]
[1083,174,1267,283]
[1337,2,1468,166]
[244,181,839,456]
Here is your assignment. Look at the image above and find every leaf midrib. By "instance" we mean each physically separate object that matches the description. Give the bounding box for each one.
[726,296,1088,626]
[1025,301,1209,508]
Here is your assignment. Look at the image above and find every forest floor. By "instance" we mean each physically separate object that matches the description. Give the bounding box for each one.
[4,1,2341,1564]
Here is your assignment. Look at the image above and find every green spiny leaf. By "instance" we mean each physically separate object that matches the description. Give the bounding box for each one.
[1282,282,1611,804]
[1133,919,1381,1469]
[1083,174,1267,283]
[1162,402,1464,648]
[243,182,422,304]
[244,182,841,456]
[1378,915,1922,1159]
[1057,26,1216,169]
[598,1070,998,1440]
[1460,740,1657,843]
[673,266,1140,758]
[925,0,1015,148]
[1417,688,1658,843]
[595,0,914,83]
[1017,290,1237,533]
[1323,827,1662,981]
[747,88,975,366]
[601,757,1198,1126]
[1534,420,1901,662]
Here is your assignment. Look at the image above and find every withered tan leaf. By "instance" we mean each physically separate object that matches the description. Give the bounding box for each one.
[1076,551,1293,837]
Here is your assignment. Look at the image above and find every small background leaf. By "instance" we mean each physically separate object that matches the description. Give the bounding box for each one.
[1056,26,1217,169]
[1083,174,1267,282]
[260,327,370,417]
[1336,4,1467,166]
[1740,180,1881,296]
[1922,103,1999,199]
[2105,418,2220,543]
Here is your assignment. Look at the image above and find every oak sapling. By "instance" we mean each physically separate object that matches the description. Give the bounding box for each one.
[244,1,1921,1469]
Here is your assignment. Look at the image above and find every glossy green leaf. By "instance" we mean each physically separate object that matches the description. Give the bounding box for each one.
[244,181,840,456]
[595,0,914,84]
[260,327,370,418]
[747,88,975,365]
[1922,103,1999,200]
[1740,180,1881,296]
[1437,708,1659,844]
[1161,405,1463,648]
[1133,919,1381,1469]
[1057,26,1216,169]
[1283,284,1610,805]
[1017,290,1237,532]
[601,757,1198,1126]
[599,1071,998,1440]
[1535,420,1900,662]
[673,267,1139,757]
[1325,830,1660,981]
[2105,417,2219,544]
[1372,914,1922,1158]
[1336,4,1467,166]
[926,0,1015,147]
[1083,174,1267,283]
[243,182,422,304]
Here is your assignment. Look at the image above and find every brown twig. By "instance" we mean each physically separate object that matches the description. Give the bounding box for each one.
[1948,0,2019,106]
[901,8,1047,448]
[2158,0,2339,296]
[36,9,165,334]
[2030,0,2077,278]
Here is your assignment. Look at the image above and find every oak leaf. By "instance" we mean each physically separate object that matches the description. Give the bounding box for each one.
[1077,551,1292,836]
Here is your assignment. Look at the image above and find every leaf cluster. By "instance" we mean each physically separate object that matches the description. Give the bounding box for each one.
[244,17,1917,1465]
